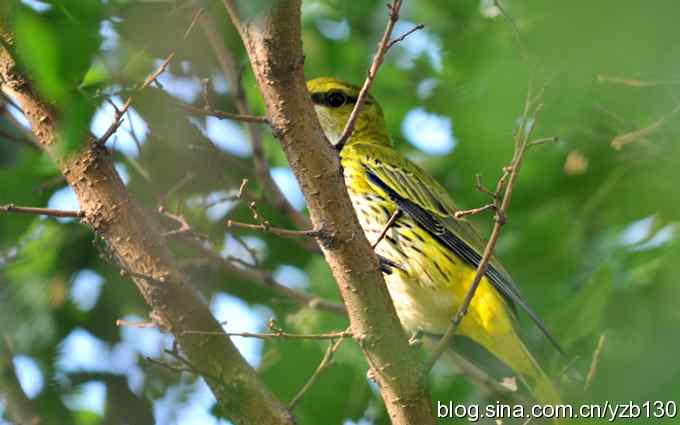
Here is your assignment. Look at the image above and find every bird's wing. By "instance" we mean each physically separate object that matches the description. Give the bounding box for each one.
[350,143,565,355]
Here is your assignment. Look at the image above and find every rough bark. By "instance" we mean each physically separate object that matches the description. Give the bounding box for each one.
[0,27,295,425]
[221,1,435,424]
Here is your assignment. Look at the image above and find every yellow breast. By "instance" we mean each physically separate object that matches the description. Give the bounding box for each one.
[340,153,518,343]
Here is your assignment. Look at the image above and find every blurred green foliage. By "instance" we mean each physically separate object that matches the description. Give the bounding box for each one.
[1,0,680,424]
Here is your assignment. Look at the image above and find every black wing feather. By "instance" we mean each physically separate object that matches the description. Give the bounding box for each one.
[366,169,566,356]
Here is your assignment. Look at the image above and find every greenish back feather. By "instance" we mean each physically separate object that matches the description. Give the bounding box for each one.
[343,142,500,265]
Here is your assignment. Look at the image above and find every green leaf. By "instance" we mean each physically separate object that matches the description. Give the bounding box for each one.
[0,149,58,249]
[80,61,111,89]
[15,2,102,106]
[56,93,94,159]
[550,264,614,349]
[6,221,65,282]
[15,9,66,102]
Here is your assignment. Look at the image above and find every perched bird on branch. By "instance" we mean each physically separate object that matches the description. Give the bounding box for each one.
[307,77,564,404]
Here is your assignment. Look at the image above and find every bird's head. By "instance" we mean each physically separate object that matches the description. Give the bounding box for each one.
[307,77,390,148]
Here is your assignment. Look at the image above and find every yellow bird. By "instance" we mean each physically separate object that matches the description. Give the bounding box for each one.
[307,77,564,404]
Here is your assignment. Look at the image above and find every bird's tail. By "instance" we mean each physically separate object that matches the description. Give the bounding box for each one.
[473,326,562,406]
[509,335,559,402]
[445,333,565,423]
[515,338,564,423]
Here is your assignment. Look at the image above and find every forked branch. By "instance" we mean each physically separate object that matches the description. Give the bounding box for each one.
[425,85,551,373]
[335,0,423,150]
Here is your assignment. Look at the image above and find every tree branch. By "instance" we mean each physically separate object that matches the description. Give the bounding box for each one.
[184,329,352,341]
[180,101,269,124]
[453,203,495,220]
[97,7,204,147]
[199,13,311,231]
[229,192,321,253]
[0,30,295,425]
[221,1,434,423]
[424,87,545,373]
[0,204,84,218]
[335,0,422,150]
[180,235,347,315]
[96,50,176,147]
[584,333,606,391]
[288,331,350,410]
[227,219,320,238]
[371,209,401,249]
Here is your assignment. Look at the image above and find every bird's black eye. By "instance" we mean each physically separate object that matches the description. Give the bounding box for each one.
[326,91,346,108]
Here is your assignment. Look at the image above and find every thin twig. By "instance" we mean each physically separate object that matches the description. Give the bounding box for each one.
[118,267,168,286]
[203,178,251,208]
[199,14,310,231]
[492,0,529,66]
[0,128,35,148]
[424,86,545,373]
[161,209,208,239]
[371,209,402,249]
[126,107,144,153]
[231,231,261,266]
[200,77,210,108]
[182,329,352,340]
[160,172,193,208]
[236,178,248,198]
[116,319,156,328]
[178,236,346,315]
[584,333,606,391]
[227,220,320,238]
[610,104,680,150]
[527,136,559,148]
[228,195,320,252]
[453,204,496,220]
[205,194,241,208]
[558,355,581,381]
[288,329,350,410]
[474,174,498,199]
[162,348,220,384]
[97,8,204,147]
[335,0,423,150]
[145,356,192,374]
[597,74,680,87]
[386,24,425,50]
[182,6,204,39]
[100,48,173,144]
[181,102,269,124]
[0,204,84,218]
